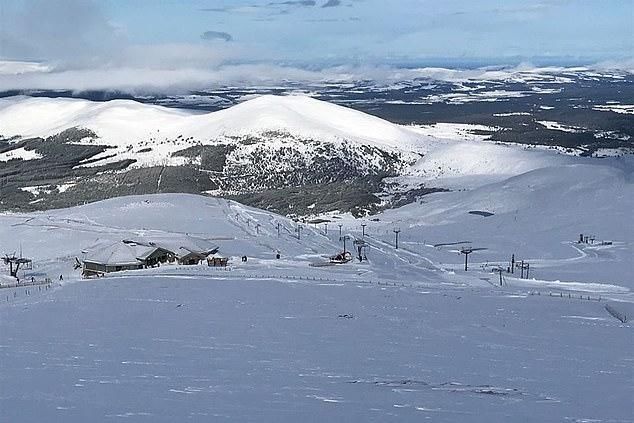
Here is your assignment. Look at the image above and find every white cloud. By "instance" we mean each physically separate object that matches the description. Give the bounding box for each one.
[0,0,631,94]
[0,61,52,76]
[0,60,631,95]
[592,58,634,74]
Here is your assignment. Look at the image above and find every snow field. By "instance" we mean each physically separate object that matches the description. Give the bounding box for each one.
[1,276,631,422]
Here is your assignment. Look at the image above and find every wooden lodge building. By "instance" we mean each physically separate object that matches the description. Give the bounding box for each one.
[81,236,219,277]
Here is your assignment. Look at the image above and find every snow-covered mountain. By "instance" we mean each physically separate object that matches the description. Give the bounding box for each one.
[0,95,439,214]
[0,94,424,167]
[0,94,610,215]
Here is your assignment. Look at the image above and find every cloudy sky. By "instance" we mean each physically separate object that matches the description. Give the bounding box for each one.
[0,0,632,92]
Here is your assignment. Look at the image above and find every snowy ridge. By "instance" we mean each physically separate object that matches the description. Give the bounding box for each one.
[0,95,428,168]
[404,140,578,188]
[0,94,576,182]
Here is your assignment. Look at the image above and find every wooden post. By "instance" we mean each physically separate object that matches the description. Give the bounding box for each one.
[460,247,473,271]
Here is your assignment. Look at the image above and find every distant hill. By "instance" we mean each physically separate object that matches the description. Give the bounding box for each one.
[0,94,627,216]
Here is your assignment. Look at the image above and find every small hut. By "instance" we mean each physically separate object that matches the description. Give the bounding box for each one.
[123,240,175,266]
[207,256,229,267]
[177,248,208,265]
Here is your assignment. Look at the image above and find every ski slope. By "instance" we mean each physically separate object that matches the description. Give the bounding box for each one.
[349,160,634,294]
[0,155,632,420]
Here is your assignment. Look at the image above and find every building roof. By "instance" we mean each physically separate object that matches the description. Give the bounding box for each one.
[83,234,219,266]
[125,234,219,258]
[84,242,145,266]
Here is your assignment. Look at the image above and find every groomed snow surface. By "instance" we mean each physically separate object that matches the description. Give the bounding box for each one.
[1,151,633,423]
[2,276,631,423]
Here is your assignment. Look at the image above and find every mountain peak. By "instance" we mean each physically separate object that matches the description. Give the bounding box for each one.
[185,94,420,149]
[0,94,422,153]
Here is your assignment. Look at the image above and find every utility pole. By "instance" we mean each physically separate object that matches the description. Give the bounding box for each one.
[517,261,529,279]
[460,247,473,271]
[342,235,350,255]
[324,223,328,235]
[393,228,401,249]
[511,254,515,274]
[361,223,367,239]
